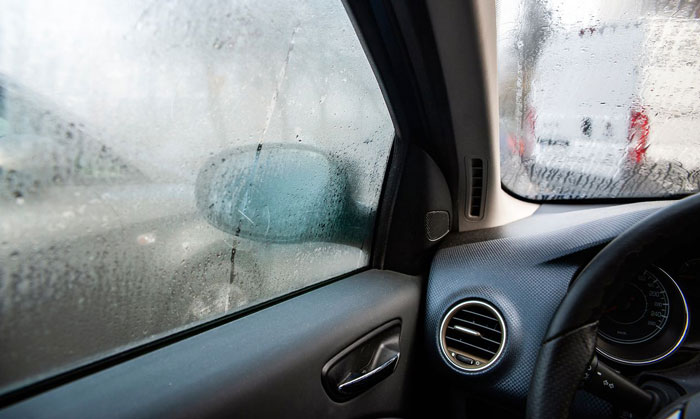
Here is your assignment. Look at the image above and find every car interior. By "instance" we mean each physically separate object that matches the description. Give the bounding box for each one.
[2,1,700,418]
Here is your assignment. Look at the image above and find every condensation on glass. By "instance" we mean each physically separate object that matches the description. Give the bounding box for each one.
[497,0,700,199]
[0,0,394,393]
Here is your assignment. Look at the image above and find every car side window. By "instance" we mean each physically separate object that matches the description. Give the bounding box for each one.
[0,0,394,394]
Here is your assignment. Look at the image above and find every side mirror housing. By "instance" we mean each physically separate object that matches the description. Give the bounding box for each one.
[195,143,368,245]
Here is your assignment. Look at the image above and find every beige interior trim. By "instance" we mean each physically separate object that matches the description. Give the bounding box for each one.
[427,0,538,231]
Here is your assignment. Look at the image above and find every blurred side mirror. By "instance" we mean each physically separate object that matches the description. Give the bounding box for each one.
[195,143,369,246]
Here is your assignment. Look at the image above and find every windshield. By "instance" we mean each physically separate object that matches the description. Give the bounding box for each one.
[497,0,700,200]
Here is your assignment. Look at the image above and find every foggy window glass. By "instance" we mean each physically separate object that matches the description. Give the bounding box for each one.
[498,0,700,199]
[0,0,394,393]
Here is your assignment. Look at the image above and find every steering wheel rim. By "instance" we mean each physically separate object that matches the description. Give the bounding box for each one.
[526,193,700,419]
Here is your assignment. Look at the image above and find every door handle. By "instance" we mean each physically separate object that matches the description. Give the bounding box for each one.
[322,320,401,401]
[337,353,400,396]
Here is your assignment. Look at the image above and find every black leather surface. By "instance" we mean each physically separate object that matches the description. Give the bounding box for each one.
[426,201,670,406]
[526,323,598,419]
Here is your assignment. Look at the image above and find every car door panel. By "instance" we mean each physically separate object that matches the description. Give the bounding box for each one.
[0,270,420,419]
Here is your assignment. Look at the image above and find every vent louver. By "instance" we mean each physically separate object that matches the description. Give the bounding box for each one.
[467,158,485,218]
[440,300,506,371]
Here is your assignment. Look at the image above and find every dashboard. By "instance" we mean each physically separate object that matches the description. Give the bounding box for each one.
[426,200,700,415]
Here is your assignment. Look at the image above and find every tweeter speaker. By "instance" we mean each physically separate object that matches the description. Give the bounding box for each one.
[425,210,450,241]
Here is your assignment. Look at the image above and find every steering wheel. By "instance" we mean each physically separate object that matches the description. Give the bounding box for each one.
[526,193,700,419]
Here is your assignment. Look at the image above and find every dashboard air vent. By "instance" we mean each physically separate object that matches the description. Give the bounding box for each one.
[467,158,485,219]
[440,300,506,371]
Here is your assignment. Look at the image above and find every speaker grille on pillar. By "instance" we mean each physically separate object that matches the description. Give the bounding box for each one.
[425,210,450,241]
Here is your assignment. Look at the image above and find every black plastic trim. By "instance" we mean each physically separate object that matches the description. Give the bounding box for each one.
[370,137,408,269]
[501,181,692,205]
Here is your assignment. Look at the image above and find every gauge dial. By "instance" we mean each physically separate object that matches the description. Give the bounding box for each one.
[597,266,688,365]
[598,269,670,345]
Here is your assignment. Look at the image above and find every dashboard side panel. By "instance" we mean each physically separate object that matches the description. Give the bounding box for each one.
[425,201,671,406]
